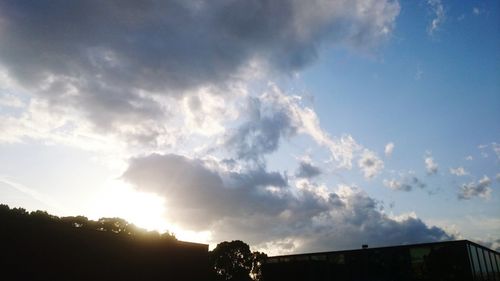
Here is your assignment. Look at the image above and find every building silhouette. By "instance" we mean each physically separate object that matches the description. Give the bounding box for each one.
[262,240,500,281]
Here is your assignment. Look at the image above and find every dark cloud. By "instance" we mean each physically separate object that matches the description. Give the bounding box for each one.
[123,153,453,253]
[225,96,297,162]
[0,0,399,139]
[122,153,291,229]
[295,160,322,179]
[297,191,453,252]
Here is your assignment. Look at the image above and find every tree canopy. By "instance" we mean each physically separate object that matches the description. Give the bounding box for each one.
[209,240,268,281]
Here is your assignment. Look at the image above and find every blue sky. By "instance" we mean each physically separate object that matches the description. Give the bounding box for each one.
[0,0,498,253]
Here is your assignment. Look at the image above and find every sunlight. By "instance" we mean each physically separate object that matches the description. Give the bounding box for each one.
[88,179,169,232]
[87,179,212,244]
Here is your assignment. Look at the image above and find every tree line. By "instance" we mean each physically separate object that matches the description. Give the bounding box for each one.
[0,204,266,281]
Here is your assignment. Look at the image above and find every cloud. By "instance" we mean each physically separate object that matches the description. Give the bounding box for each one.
[358,149,384,179]
[493,143,500,160]
[224,85,368,169]
[449,167,468,176]
[0,0,400,145]
[424,154,438,175]
[427,0,445,35]
[295,160,322,179]
[478,142,500,160]
[123,153,452,253]
[384,142,395,157]
[224,93,298,162]
[472,7,484,16]
[497,173,500,182]
[122,153,290,229]
[383,174,426,192]
[458,176,492,200]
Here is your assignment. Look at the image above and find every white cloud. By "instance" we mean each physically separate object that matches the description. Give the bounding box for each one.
[384,142,395,157]
[449,167,468,176]
[424,154,439,175]
[0,93,24,108]
[358,149,384,179]
[427,0,445,35]
[458,176,492,200]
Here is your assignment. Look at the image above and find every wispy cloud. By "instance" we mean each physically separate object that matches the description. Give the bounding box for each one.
[427,0,445,35]
[449,167,468,176]
[472,7,484,16]
[383,173,426,192]
[0,177,65,212]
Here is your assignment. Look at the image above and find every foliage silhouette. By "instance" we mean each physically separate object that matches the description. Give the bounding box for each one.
[0,204,208,281]
[209,240,267,281]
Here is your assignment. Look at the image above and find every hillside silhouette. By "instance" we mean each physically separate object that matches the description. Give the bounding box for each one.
[0,204,208,281]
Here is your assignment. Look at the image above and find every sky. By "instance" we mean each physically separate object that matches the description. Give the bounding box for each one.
[0,0,499,254]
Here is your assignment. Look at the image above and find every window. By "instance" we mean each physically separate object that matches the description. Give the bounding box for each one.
[483,249,494,280]
[267,257,279,264]
[328,253,345,265]
[477,247,488,279]
[470,245,485,280]
[467,244,478,280]
[310,254,326,261]
[489,252,499,277]
[410,247,432,277]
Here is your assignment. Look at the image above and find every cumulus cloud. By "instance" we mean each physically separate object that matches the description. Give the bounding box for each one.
[427,0,445,35]
[424,154,439,175]
[384,142,395,157]
[0,0,400,145]
[358,149,384,179]
[123,154,453,252]
[122,153,289,229]
[295,160,322,179]
[449,167,468,176]
[458,176,492,200]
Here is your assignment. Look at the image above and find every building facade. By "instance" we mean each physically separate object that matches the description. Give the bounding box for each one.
[263,240,500,281]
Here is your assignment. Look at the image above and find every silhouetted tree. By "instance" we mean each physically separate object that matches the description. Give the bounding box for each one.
[251,251,268,281]
[0,204,208,281]
[210,240,253,281]
[209,240,268,281]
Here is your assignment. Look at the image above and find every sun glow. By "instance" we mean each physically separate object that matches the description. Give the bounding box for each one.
[88,179,211,244]
[89,179,169,232]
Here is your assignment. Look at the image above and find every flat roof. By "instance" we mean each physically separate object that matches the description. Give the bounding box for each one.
[267,240,499,259]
